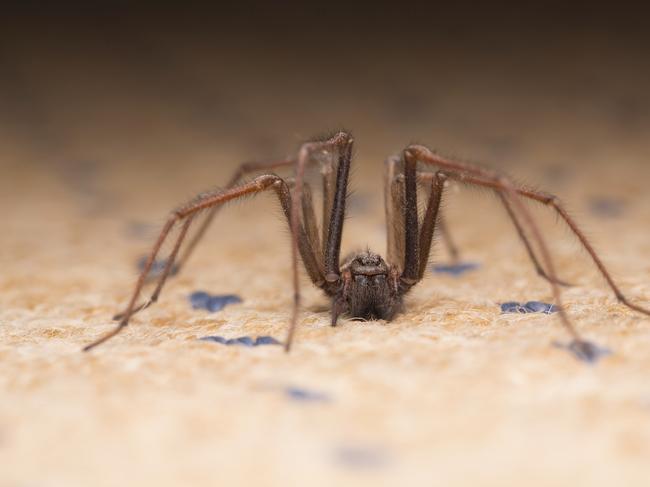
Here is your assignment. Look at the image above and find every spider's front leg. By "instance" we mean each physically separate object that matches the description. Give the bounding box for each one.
[285,131,355,348]
[392,153,446,290]
[386,156,459,272]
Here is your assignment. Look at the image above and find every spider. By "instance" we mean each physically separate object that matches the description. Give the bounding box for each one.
[83,131,650,357]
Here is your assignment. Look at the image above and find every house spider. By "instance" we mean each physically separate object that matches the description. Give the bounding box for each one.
[83,131,650,357]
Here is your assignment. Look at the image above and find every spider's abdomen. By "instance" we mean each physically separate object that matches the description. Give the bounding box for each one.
[341,251,402,321]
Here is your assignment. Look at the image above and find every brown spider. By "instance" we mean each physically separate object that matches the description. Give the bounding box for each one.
[83,131,650,357]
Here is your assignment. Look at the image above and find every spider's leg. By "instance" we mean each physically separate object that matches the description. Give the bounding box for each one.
[321,136,354,280]
[282,178,324,273]
[287,132,354,348]
[417,172,446,280]
[84,215,180,351]
[300,182,321,257]
[389,161,461,275]
[84,174,324,352]
[384,156,406,269]
[321,154,336,252]
[396,152,447,287]
[174,158,295,274]
[276,179,326,287]
[418,171,572,287]
[416,176,460,263]
[497,191,573,287]
[514,185,650,316]
[399,148,421,286]
[113,216,194,321]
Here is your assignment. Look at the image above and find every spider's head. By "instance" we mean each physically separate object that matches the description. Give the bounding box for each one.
[348,251,389,278]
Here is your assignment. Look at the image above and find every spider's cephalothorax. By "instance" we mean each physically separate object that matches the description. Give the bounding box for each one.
[84,131,650,356]
[335,251,402,323]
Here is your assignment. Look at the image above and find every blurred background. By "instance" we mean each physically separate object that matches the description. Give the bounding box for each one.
[2,3,649,191]
[2,3,650,487]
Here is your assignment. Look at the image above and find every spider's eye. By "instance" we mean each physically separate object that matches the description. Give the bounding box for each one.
[373,274,386,286]
[354,275,368,286]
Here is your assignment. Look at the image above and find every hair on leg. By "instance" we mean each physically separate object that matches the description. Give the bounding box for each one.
[286,131,354,350]
[404,145,650,357]
[385,156,406,270]
[408,145,650,317]
[84,174,322,351]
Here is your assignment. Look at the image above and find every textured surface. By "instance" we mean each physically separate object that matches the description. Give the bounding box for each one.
[2,20,650,487]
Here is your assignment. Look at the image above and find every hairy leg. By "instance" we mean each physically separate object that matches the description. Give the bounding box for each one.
[174,158,295,274]
[417,172,447,280]
[289,131,354,349]
[497,191,572,286]
[83,174,322,351]
[399,151,447,287]
[384,156,406,269]
[415,176,460,262]
[172,150,346,288]
[418,171,571,286]
[113,216,194,321]
[388,158,460,269]
[399,150,420,286]
[405,145,650,352]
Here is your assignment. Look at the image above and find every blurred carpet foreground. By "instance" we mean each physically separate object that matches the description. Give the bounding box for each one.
[2,17,650,487]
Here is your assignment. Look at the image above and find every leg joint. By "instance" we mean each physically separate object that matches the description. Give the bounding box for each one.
[254,174,282,189]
